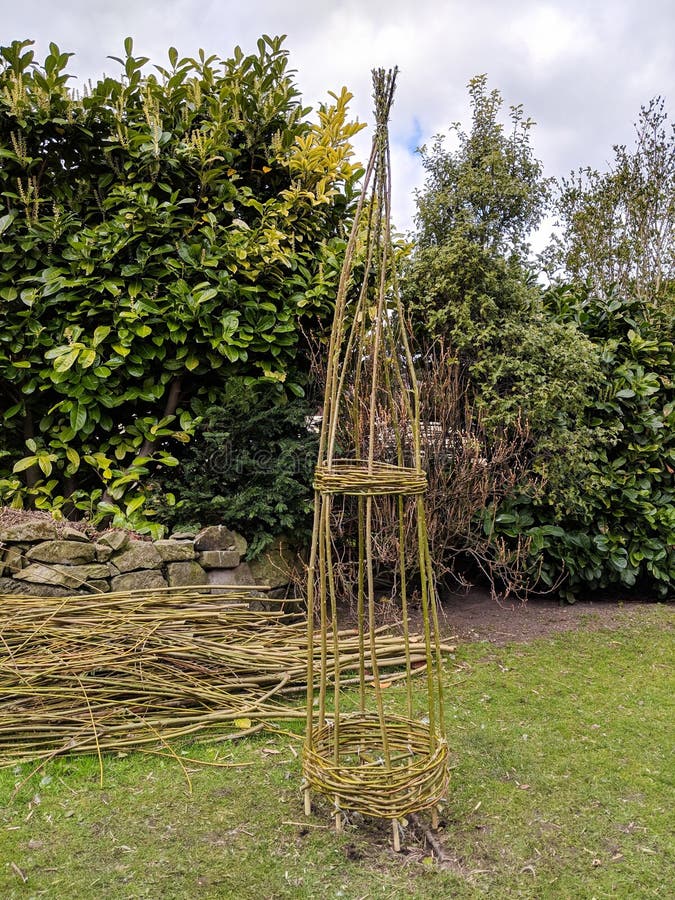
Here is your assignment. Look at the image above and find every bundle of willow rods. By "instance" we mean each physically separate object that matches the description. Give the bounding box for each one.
[0,587,447,765]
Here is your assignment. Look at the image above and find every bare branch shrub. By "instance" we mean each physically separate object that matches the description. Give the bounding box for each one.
[294,328,545,606]
[416,342,539,598]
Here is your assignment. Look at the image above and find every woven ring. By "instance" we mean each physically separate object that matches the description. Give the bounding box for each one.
[302,714,448,819]
[314,461,427,497]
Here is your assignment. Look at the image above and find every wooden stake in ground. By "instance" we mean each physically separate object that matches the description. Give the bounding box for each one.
[302,68,449,847]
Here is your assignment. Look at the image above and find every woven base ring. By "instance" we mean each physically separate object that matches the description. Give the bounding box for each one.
[302,714,448,819]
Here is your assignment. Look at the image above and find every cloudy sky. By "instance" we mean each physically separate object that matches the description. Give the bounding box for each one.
[3,0,674,239]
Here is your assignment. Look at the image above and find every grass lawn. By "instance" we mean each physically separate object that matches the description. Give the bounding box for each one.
[1,603,673,899]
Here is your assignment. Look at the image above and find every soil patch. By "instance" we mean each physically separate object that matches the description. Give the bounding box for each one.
[434,589,670,645]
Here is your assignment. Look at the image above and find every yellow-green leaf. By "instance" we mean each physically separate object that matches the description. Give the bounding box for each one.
[65,447,80,472]
[125,495,146,515]
[53,347,80,372]
[92,326,111,347]
[38,455,53,476]
[13,456,38,473]
[78,348,97,368]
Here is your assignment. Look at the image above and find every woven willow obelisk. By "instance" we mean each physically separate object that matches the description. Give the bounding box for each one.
[302,68,448,848]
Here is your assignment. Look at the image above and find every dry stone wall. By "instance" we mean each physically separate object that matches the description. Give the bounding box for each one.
[0,522,272,596]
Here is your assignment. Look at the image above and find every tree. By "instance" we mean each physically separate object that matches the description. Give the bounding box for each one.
[415,74,548,257]
[528,95,675,598]
[403,76,596,442]
[0,36,363,534]
[402,77,601,595]
[404,75,555,370]
[548,97,675,308]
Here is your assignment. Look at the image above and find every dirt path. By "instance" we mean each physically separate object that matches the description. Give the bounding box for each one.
[434,589,671,645]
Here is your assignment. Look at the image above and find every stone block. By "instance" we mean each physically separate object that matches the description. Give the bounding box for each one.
[60,525,91,543]
[154,540,196,562]
[15,563,110,589]
[231,531,248,556]
[27,540,96,565]
[206,563,254,586]
[166,561,208,587]
[248,538,299,588]
[85,580,111,593]
[199,550,240,569]
[0,521,57,543]
[194,525,238,552]
[110,541,162,573]
[0,576,72,597]
[98,530,130,552]
[110,570,167,592]
[1,546,25,577]
[94,543,114,562]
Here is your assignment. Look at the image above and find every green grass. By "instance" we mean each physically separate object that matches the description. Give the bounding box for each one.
[1,604,673,899]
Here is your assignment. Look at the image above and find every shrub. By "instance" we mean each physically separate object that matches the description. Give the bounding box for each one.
[0,36,362,534]
[150,380,319,557]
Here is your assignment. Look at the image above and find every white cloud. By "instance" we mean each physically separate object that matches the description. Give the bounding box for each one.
[509,5,595,69]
